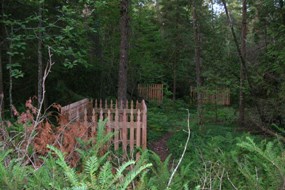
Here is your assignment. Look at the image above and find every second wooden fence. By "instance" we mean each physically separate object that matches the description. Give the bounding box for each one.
[190,87,230,106]
[138,84,163,104]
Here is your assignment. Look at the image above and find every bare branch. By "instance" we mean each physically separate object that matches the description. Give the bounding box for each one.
[167,109,191,188]
[23,46,55,162]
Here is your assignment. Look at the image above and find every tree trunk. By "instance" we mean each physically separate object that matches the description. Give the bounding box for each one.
[280,0,285,25]
[172,67,176,100]
[193,0,202,124]
[239,0,247,126]
[117,0,130,104]
[222,0,271,132]
[8,28,13,117]
[37,2,43,108]
[0,50,3,120]
[0,0,4,119]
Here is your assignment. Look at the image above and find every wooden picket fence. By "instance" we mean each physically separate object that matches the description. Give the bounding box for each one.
[190,87,230,106]
[61,98,91,121]
[61,99,147,157]
[138,84,163,104]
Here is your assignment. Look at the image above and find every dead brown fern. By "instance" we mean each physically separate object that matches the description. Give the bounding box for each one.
[32,107,93,167]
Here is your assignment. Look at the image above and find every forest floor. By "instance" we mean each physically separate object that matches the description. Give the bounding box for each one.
[148,132,173,161]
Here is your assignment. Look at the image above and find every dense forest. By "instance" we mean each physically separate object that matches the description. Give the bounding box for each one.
[1,0,285,189]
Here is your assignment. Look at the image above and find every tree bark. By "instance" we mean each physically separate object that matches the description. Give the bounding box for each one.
[193,0,202,124]
[117,0,130,104]
[0,50,3,120]
[280,0,285,25]
[8,27,13,117]
[0,0,4,119]
[221,0,281,138]
[37,2,43,108]
[239,0,247,126]
[221,0,250,86]
[172,67,176,100]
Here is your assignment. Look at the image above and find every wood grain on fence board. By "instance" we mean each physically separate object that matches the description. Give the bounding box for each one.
[138,84,163,103]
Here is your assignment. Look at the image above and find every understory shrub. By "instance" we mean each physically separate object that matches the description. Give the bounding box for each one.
[1,98,285,190]
[203,105,237,125]
[168,125,285,189]
[234,137,285,190]
[0,120,152,190]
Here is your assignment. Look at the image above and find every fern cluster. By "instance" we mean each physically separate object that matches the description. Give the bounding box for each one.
[234,137,285,190]
[46,145,152,190]
[167,123,285,190]
[0,119,152,190]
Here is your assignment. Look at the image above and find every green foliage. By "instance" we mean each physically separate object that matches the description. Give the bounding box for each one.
[203,105,237,125]
[0,150,31,189]
[148,99,189,142]
[48,144,152,190]
[234,137,285,190]
[0,119,152,190]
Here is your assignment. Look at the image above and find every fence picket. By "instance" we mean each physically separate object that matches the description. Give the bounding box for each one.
[91,108,96,136]
[130,104,134,152]
[122,109,127,154]
[114,108,119,150]
[142,100,147,149]
[136,109,141,148]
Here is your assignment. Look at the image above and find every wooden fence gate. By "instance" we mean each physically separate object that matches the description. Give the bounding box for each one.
[61,99,147,157]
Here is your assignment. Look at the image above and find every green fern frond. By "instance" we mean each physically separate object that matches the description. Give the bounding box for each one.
[98,151,110,163]
[98,162,113,188]
[116,160,136,177]
[84,155,99,186]
[120,163,152,190]
[47,145,66,162]
[0,149,12,162]
[134,170,149,190]
[183,183,189,190]
[48,145,79,187]
[84,156,99,176]
[106,160,135,188]
[71,185,88,190]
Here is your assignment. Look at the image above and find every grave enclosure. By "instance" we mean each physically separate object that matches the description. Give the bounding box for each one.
[190,86,231,106]
[61,98,147,157]
[137,84,163,104]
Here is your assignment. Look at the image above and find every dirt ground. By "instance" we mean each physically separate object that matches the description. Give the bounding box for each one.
[148,132,173,161]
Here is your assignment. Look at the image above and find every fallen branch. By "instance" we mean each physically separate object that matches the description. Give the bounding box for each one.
[251,121,285,143]
[167,109,191,189]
